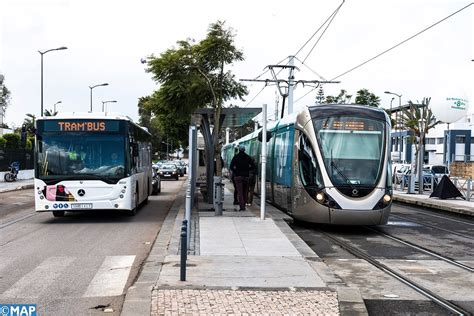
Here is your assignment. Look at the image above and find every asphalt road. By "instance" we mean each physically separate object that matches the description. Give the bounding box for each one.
[0,177,185,315]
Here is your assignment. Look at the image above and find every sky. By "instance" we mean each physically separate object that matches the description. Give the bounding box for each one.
[0,0,473,128]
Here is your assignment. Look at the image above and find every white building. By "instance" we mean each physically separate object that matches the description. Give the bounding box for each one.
[391,109,473,165]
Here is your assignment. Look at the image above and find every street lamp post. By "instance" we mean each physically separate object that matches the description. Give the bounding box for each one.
[38,46,67,117]
[89,83,109,112]
[101,100,117,112]
[53,101,62,113]
[385,91,402,162]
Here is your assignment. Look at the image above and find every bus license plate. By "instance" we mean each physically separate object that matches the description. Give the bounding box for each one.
[71,203,93,209]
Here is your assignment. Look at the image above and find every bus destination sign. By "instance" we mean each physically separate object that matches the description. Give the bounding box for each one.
[42,120,120,132]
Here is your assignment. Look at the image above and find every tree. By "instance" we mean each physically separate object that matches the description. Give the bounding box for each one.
[137,96,165,159]
[325,89,352,104]
[1,76,11,111]
[44,109,58,116]
[146,21,248,175]
[22,113,35,130]
[400,97,439,173]
[324,88,380,107]
[354,88,380,107]
[315,85,325,104]
[2,133,20,149]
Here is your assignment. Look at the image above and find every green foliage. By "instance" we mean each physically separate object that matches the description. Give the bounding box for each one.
[325,89,352,104]
[315,85,325,104]
[26,136,34,150]
[1,80,11,109]
[400,97,439,171]
[0,136,5,149]
[145,20,248,173]
[3,133,20,149]
[23,113,36,132]
[44,109,58,116]
[354,89,380,107]
[324,88,380,107]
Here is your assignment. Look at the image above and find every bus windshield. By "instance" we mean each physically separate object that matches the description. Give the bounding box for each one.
[36,134,126,182]
[314,116,386,187]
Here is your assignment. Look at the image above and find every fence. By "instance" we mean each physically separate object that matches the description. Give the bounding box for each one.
[395,174,473,201]
[0,149,34,171]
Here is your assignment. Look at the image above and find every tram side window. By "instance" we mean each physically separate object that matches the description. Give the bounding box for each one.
[298,133,323,190]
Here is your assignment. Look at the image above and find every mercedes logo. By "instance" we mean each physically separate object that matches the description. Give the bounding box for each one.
[78,189,85,197]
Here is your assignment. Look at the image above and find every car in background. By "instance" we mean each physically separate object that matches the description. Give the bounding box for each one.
[175,160,187,174]
[402,169,439,190]
[157,163,179,180]
[170,161,185,177]
[424,164,449,178]
[151,166,161,194]
[393,164,411,184]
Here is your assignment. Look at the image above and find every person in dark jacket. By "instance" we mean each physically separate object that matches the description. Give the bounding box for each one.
[229,145,255,211]
[247,156,257,206]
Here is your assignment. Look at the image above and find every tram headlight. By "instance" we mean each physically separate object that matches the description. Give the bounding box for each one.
[383,194,391,203]
[316,192,325,203]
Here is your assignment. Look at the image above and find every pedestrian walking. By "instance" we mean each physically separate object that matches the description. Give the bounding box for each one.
[247,157,257,205]
[229,145,255,211]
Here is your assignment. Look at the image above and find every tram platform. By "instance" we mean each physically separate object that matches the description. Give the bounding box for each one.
[393,189,474,217]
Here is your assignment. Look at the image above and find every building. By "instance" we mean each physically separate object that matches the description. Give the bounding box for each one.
[390,106,473,166]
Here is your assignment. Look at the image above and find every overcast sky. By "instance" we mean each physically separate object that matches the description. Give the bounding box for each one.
[1,0,472,127]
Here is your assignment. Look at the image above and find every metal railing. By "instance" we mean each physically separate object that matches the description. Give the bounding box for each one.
[395,174,473,201]
[451,177,473,201]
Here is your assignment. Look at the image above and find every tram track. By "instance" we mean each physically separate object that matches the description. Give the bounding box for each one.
[317,228,472,315]
[389,213,474,240]
[366,226,474,272]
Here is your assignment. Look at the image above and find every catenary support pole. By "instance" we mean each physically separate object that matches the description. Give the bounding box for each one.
[260,104,267,220]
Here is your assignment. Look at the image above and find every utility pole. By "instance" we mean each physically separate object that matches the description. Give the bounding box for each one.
[241,56,339,119]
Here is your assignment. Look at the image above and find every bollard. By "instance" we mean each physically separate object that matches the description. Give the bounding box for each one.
[180,220,188,281]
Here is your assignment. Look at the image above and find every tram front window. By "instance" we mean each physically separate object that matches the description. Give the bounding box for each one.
[314,116,385,188]
[36,134,126,183]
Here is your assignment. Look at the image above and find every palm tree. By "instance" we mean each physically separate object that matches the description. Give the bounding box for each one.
[43,109,58,116]
[23,113,36,131]
[400,97,439,173]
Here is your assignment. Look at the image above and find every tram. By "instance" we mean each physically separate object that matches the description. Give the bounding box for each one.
[223,104,392,225]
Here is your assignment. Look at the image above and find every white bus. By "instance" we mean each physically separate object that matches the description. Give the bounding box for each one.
[34,112,152,217]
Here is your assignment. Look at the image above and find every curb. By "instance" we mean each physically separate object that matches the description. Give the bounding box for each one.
[393,194,473,216]
[121,181,186,316]
[0,183,34,193]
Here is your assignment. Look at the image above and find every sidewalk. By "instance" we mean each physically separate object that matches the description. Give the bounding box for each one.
[0,178,34,193]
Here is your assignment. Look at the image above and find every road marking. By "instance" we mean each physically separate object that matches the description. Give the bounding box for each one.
[2,257,75,298]
[83,255,135,297]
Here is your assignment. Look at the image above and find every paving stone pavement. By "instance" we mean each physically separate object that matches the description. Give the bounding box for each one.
[151,288,339,315]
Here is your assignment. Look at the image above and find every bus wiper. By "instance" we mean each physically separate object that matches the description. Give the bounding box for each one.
[330,160,357,191]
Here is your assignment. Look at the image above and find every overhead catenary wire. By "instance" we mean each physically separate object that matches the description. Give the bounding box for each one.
[330,2,473,81]
[295,2,474,105]
[301,3,344,64]
[293,0,346,58]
